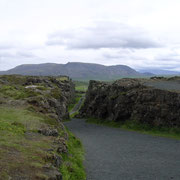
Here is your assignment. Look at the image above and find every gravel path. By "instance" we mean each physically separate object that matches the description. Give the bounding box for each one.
[64,119,180,180]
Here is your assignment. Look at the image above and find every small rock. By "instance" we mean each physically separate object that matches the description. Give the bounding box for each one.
[38,128,59,137]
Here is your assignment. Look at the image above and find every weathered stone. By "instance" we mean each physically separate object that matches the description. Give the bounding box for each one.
[46,153,62,168]
[38,128,59,137]
[54,137,68,154]
[43,165,62,180]
[79,78,180,128]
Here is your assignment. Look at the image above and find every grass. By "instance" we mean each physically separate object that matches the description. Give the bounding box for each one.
[0,75,86,179]
[56,76,69,81]
[74,81,89,92]
[60,129,86,180]
[0,85,42,100]
[68,93,83,112]
[86,118,180,140]
[0,106,86,179]
[68,80,88,112]
[75,85,88,92]
[70,111,79,119]
[0,107,53,179]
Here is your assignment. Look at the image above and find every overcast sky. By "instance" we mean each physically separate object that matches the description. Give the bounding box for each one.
[0,0,180,71]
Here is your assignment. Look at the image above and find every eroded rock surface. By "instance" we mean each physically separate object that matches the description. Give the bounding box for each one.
[0,75,75,180]
[79,77,180,128]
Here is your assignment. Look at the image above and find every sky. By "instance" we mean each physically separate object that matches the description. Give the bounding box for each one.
[0,0,180,71]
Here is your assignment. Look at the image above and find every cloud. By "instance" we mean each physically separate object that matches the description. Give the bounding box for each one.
[0,52,15,58]
[47,21,161,49]
[0,50,36,59]
[0,43,14,50]
[16,51,36,58]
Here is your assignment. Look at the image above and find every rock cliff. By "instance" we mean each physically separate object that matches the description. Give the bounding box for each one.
[0,75,76,179]
[0,75,75,121]
[79,78,180,128]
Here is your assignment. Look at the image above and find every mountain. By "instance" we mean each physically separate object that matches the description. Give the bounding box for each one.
[139,69,180,75]
[141,72,155,77]
[0,71,5,75]
[0,62,141,80]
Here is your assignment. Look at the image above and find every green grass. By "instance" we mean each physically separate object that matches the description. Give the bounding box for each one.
[68,93,83,112]
[0,75,86,179]
[0,107,53,179]
[60,130,86,180]
[0,85,42,100]
[70,111,79,119]
[74,81,88,92]
[75,85,88,92]
[86,118,180,140]
[56,76,69,81]
[0,106,86,179]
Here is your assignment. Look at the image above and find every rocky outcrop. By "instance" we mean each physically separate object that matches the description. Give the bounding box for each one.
[0,75,75,121]
[0,75,75,180]
[79,78,180,128]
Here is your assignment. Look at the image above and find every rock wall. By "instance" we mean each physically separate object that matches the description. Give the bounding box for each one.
[0,75,75,121]
[0,75,76,179]
[79,78,180,128]
[24,76,75,121]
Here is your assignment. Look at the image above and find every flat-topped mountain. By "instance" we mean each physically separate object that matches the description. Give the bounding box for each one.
[0,62,141,80]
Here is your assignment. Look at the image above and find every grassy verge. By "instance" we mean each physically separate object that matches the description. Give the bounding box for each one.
[0,106,86,179]
[0,107,57,179]
[60,129,86,180]
[86,118,180,140]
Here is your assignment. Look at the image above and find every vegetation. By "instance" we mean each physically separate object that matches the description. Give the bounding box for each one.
[0,107,55,179]
[74,81,89,92]
[0,85,42,100]
[60,130,86,180]
[86,118,180,140]
[0,75,86,179]
[68,81,88,112]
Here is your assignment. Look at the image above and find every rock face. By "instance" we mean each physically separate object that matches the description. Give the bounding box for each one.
[0,75,75,121]
[79,78,180,128]
[0,75,75,180]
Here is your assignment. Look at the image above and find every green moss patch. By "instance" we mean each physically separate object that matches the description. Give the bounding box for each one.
[60,130,86,180]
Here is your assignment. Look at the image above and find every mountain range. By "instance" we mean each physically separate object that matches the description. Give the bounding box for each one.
[0,62,143,80]
[139,69,180,75]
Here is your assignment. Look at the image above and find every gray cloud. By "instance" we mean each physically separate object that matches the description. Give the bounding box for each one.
[16,51,36,58]
[0,51,36,59]
[47,21,161,49]
[0,51,16,58]
[0,43,13,50]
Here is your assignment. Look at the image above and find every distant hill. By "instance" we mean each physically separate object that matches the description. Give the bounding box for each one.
[139,69,180,75]
[0,62,142,80]
[141,72,155,77]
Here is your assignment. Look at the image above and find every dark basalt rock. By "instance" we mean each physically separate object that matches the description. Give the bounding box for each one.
[79,78,180,128]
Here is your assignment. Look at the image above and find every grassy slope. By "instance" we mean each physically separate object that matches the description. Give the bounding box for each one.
[0,76,86,180]
[0,107,56,179]
[86,118,180,140]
